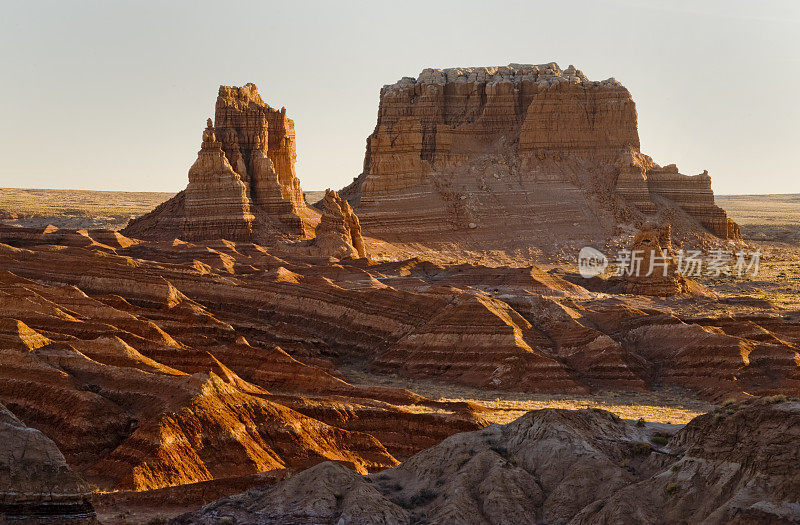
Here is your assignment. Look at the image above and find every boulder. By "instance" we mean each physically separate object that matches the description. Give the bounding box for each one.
[0,402,97,524]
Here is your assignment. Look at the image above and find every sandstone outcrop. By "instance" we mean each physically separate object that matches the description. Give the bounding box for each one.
[123,84,315,242]
[174,399,800,524]
[215,84,306,226]
[620,222,690,296]
[616,153,741,239]
[342,63,740,252]
[312,189,366,259]
[0,402,97,524]
[183,119,256,241]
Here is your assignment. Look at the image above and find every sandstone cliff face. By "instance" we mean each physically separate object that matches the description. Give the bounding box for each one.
[616,154,741,239]
[123,84,314,242]
[174,399,800,525]
[344,63,739,249]
[312,189,366,259]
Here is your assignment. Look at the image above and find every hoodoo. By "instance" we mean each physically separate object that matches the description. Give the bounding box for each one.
[123,84,314,242]
[312,189,367,259]
[341,63,740,251]
[620,222,690,296]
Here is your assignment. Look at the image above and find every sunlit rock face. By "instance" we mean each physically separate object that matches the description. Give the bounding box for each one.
[123,84,315,242]
[183,119,256,241]
[214,84,307,232]
[342,63,739,251]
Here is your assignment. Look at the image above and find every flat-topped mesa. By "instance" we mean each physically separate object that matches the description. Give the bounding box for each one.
[356,63,637,200]
[123,84,313,242]
[343,63,739,248]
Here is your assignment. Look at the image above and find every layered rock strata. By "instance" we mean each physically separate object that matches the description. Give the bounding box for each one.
[1,223,800,511]
[123,84,312,242]
[616,152,741,239]
[1,225,798,401]
[215,84,306,225]
[183,119,255,241]
[344,63,739,249]
[0,233,493,495]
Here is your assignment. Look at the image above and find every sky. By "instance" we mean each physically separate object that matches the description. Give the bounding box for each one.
[0,0,798,195]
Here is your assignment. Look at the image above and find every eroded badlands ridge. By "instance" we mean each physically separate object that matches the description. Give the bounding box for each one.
[176,399,800,525]
[0,226,798,442]
[0,223,797,514]
[0,227,494,494]
[343,63,739,250]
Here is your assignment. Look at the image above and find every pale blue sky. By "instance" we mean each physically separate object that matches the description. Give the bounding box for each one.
[1,0,798,194]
